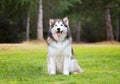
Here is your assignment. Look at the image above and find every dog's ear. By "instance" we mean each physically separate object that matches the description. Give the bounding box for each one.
[49,19,54,26]
[63,17,69,26]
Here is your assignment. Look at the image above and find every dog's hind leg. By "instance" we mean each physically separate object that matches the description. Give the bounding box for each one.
[70,59,84,74]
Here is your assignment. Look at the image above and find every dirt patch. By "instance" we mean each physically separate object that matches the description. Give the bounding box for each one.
[0,41,119,46]
[94,41,120,45]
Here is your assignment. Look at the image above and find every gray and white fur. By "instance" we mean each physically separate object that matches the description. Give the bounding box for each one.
[47,17,83,75]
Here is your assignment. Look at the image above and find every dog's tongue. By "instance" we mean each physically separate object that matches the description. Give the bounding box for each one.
[57,33,61,37]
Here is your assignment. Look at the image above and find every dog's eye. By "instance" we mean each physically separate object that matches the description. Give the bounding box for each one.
[64,25,68,27]
[61,24,63,26]
[55,25,57,26]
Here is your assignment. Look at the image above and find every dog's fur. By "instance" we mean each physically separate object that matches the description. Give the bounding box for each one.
[47,17,83,75]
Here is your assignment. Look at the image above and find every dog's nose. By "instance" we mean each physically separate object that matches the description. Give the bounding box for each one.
[57,28,60,31]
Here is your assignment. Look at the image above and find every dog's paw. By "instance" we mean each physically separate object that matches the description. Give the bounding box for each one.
[80,69,84,73]
[63,71,69,75]
[49,72,56,75]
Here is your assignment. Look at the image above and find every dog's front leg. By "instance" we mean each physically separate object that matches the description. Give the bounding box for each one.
[63,56,70,75]
[49,57,56,75]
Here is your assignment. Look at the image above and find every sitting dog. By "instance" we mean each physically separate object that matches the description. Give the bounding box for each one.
[47,17,83,75]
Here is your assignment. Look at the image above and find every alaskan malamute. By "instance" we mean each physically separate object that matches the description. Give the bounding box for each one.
[47,17,83,75]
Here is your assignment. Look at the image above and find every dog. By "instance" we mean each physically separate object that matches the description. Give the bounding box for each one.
[47,17,83,75]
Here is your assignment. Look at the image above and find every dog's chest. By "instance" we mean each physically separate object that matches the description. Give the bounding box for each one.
[55,42,65,54]
[49,40,71,57]
[52,42,70,73]
[48,40,72,66]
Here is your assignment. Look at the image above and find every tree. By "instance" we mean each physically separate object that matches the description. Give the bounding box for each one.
[116,15,119,41]
[105,2,114,41]
[76,21,81,42]
[26,13,30,41]
[54,0,118,42]
[18,0,39,41]
[37,0,44,40]
[0,0,120,43]
[0,0,29,43]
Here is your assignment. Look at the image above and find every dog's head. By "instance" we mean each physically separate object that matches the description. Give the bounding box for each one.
[49,17,70,42]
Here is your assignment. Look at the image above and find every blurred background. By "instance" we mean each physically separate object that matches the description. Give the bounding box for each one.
[0,0,120,43]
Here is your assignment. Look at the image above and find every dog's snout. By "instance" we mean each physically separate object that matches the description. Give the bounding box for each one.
[57,28,60,31]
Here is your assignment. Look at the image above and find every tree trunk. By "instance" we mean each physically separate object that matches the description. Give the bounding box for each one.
[116,15,119,41]
[37,0,43,40]
[76,21,81,42]
[26,13,30,41]
[105,4,114,41]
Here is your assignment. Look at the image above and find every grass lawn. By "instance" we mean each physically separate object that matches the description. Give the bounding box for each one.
[0,43,120,84]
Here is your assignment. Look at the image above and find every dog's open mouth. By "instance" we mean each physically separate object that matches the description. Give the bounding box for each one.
[57,31,63,37]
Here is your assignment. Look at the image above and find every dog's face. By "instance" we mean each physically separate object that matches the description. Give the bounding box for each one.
[49,17,70,42]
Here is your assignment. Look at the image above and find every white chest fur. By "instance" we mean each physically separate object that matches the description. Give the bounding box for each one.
[48,40,71,57]
[48,40,72,73]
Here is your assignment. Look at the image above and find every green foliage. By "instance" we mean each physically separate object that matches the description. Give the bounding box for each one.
[56,0,82,15]
[0,0,39,42]
[0,0,120,42]
[0,44,120,83]
[50,0,120,42]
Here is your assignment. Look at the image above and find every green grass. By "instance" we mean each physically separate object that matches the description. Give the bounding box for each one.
[0,44,120,84]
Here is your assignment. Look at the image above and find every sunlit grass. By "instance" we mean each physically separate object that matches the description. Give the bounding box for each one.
[0,44,120,84]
